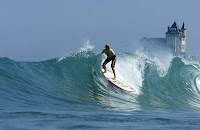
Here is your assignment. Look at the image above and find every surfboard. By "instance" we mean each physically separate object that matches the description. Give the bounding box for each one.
[102,69,136,92]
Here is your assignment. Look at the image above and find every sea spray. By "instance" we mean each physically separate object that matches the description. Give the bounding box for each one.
[135,47,173,77]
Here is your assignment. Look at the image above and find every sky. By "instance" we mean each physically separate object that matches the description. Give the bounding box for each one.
[0,0,200,61]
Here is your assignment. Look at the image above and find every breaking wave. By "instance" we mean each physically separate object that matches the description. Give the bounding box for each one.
[1,45,200,111]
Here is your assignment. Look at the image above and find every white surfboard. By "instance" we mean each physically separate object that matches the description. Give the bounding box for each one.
[102,69,136,93]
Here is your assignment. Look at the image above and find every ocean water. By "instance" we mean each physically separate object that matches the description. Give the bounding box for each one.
[1,46,200,129]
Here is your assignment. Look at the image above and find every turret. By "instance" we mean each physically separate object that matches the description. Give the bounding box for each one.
[181,22,186,37]
[181,22,186,30]
[180,22,186,53]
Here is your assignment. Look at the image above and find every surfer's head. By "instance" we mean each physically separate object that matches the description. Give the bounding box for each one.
[105,44,110,50]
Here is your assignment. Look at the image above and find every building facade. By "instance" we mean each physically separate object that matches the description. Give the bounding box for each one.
[140,22,186,56]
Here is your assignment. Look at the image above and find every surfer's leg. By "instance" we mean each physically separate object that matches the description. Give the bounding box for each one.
[102,59,109,73]
[103,58,112,73]
[111,57,116,79]
[102,62,107,73]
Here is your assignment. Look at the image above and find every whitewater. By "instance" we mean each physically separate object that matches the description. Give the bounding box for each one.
[1,44,200,129]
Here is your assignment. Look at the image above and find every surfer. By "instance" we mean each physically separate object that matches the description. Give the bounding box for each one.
[102,44,116,80]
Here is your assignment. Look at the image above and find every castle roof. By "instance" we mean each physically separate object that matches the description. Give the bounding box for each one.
[181,22,186,30]
[171,22,180,30]
[166,22,181,34]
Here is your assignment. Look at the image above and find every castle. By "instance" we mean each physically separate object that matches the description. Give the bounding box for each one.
[140,22,186,56]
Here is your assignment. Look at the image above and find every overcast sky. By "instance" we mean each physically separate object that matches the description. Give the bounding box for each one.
[0,0,200,61]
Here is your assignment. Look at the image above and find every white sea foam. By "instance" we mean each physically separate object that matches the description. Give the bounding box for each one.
[78,40,94,52]
[135,47,173,77]
[117,54,144,94]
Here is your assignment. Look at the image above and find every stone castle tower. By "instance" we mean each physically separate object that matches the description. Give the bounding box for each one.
[166,22,186,55]
[140,22,187,56]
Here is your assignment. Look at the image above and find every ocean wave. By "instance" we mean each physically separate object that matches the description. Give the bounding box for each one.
[1,49,200,111]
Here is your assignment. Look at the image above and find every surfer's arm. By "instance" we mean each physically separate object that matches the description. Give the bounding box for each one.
[101,49,106,54]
